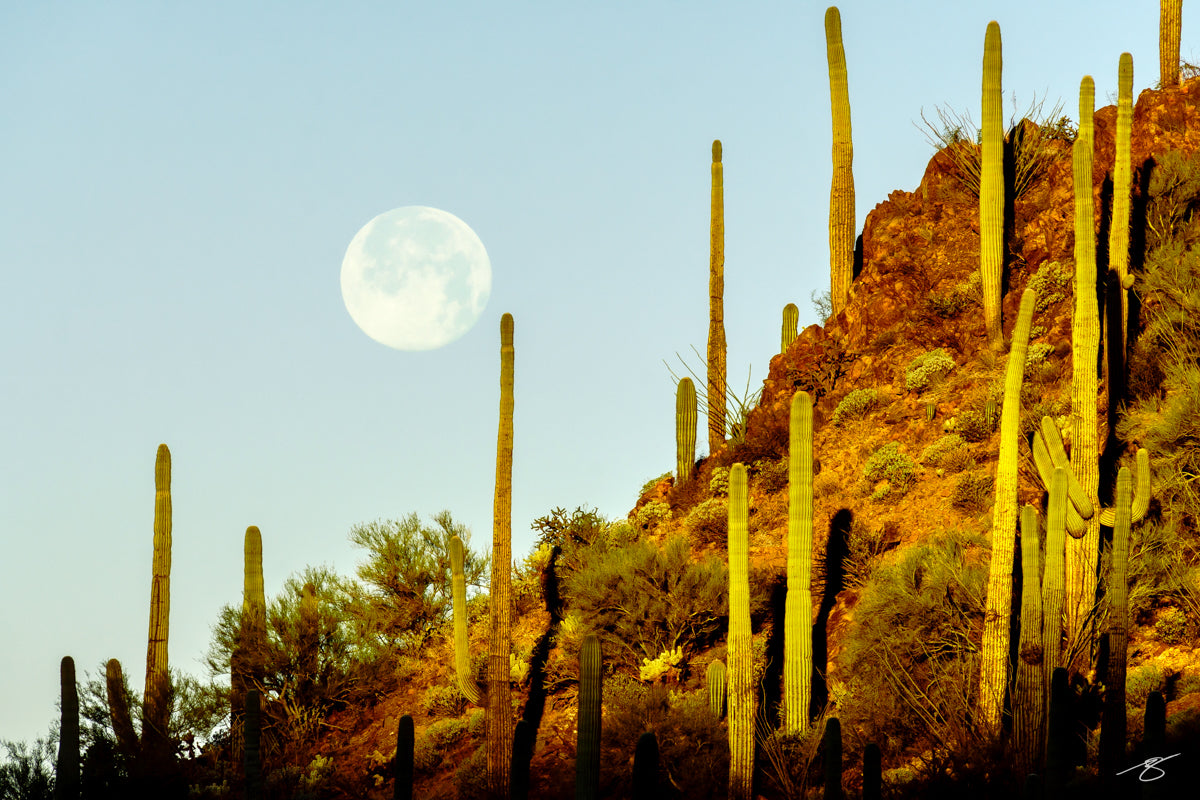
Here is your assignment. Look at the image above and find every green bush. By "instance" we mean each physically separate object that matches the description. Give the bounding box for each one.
[562,535,728,672]
[709,466,730,495]
[832,388,880,426]
[634,500,670,531]
[420,683,467,717]
[863,442,918,494]
[1155,608,1190,644]
[920,434,968,468]
[454,745,489,800]
[844,518,886,590]
[1026,261,1072,311]
[951,472,994,514]
[684,497,729,545]
[751,458,789,494]
[641,472,674,496]
[424,717,467,749]
[1126,664,1166,708]
[905,348,955,392]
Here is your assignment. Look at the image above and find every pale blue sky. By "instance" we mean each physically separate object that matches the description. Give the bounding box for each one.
[0,1,1172,747]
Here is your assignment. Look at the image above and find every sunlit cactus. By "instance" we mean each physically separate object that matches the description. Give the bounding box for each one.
[676,377,697,484]
[980,20,1004,347]
[784,391,814,734]
[727,463,754,800]
[576,634,602,800]
[708,140,728,454]
[142,443,172,763]
[1161,0,1182,87]
[449,535,481,705]
[1013,505,1046,777]
[826,7,855,318]
[782,303,799,352]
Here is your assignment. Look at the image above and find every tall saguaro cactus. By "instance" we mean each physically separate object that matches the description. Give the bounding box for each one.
[1013,505,1046,778]
[576,634,602,800]
[233,526,267,731]
[1099,468,1134,774]
[980,20,1005,347]
[105,659,139,760]
[708,140,727,454]
[55,656,79,800]
[978,286,1038,735]
[488,312,516,798]
[784,391,814,734]
[1161,0,1182,87]
[825,6,855,318]
[727,463,754,800]
[1065,76,1102,666]
[1110,53,1134,357]
[1042,468,1069,711]
[143,443,172,762]
[676,377,697,483]
[298,581,319,708]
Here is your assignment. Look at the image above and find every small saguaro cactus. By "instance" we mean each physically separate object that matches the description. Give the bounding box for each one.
[105,658,139,759]
[143,443,172,763]
[1042,468,1069,704]
[782,303,799,352]
[577,634,602,800]
[631,731,659,800]
[298,581,319,708]
[727,463,755,800]
[978,286,1038,736]
[1099,468,1134,774]
[1045,667,1072,797]
[394,715,414,800]
[708,140,728,455]
[449,535,481,704]
[826,6,855,318]
[784,391,814,734]
[823,716,843,800]
[676,377,697,483]
[980,20,1004,348]
[1013,505,1046,778]
[707,659,726,719]
[233,526,267,730]
[55,656,79,800]
[1161,0,1182,87]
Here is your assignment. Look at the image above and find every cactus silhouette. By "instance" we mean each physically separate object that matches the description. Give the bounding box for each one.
[234,526,266,732]
[862,742,881,800]
[785,391,814,734]
[55,655,79,800]
[979,286,1037,735]
[727,463,754,800]
[488,312,516,796]
[105,658,138,760]
[825,7,855,317]
[142,443,172,764]
[1042,468,1069,712]
[980,21,1004,346]
[394,714,414,800]
[676,377,697,484]
[708,140,727,454]
[298,581,318,708]
[631,731,659,800]
[823,716,842,800]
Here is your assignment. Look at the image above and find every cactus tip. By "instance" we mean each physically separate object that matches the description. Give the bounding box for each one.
[712,140,722,161]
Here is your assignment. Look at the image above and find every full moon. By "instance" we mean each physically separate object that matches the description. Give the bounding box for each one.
[340,206,492,350]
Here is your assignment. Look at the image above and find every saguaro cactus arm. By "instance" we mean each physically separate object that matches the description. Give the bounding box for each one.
[449,535,482,705]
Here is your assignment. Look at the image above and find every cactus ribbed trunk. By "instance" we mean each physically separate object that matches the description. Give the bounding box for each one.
[298,581,318,708]
[105,659,139,759]
[825,6,854,318]
[708,140,727,454]
[1042,467,1069,719]
[1065,76,1101,669]
[576,634,601,800]
[1013,505,1046,778]
[143,443,172,763]
[244,689,263,800]
[55,656,79,800]
[782,303,799,352]
[707,659,726,719]
[1099,468,1133,774]
[784,391,814,734]
[980,20,1004,347]
[727,463,754,800]
[1161,0,1182,87]
[450,535,481,705]
[676,377,697,484]
[978,286,1037,736]
[488,312,515,799]
[1110,53,1133,358]
[242,527,266,703]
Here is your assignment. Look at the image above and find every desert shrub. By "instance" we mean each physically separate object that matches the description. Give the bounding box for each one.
[412,736,438,773]
[420,683,467,717]
[1126,664,1166,708]
[466,708,485,739]
[832,388,880,426]
[709,466,730,495]
[641,472,673,496]
[1020,397,1068,440]
[751,458,789,494]
[1143,149,1200,252]
[813,472,840,498]
[920,434,967,467]
[601,686,728,800]
[634,500,671,531]
[1155,607,1190,644]
[926,289,970,318]
[905,348,955,392]
[532,506,627,582]
[562,535,728,672]
[863,442,918,494]
[424,717,466,749]
[840,529,992,780]
[956,403,995,443]
[454,745,489,800]
[684,497,729,545]
[1027,260,1072,311]
[844,518,887,590]
[1023,342,1054,370]
[951,472,994,513]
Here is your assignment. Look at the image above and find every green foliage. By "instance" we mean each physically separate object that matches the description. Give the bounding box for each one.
[863,442,917,494]
[905,348,955,392]
[843,518,887,590]
[951,472,994,513]
[1024,342,1054,370]
[561,535,728,671]
[345,512,489,650]
[1143,149,1200,252]
[420,683,468,717]
[1125,664,1166,708]
[0,737,56,800]
[424,718,467,750]
[920,434,969,469]
[634,500,671,532]
[708,466,730,495]
[841,529,991,765]
[750,458,789,494]
[684,498,728,546]
[453,745,489,800]
[532,506,633,583]
[1155,607,1190,644]
[1027,261,1072,311]
[832,388,880,426]
[641,473,673,497]
[925,289,972,318]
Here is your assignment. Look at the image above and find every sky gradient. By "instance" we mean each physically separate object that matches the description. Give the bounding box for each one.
[0,1,1174,747]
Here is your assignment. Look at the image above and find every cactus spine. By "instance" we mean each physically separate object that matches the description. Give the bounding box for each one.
[1065,76,1101,664]
[1161,0,1182,87]
[1013,505,1045,778]
[782,303,799,352]
[576,634,602,800]
[823,716,843,800]
[708,140,727,454]
[826,6,854,318]
[676,377,697,484]
[1042,468,1069,711]
[394,714,414,800]
[631,731,659,800]
[244,689,263,800]
[1099,467,1133,774]
[1111,53,1134,357]
[784,391,814,734]
[449,535,481,705]
[143,443,172,762]
[488,312,516,797]
[980,20,1004,347]
[978,286,1038,735]
[707,659,726,719]
[55,655,79,800]
[727,463,754,800]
